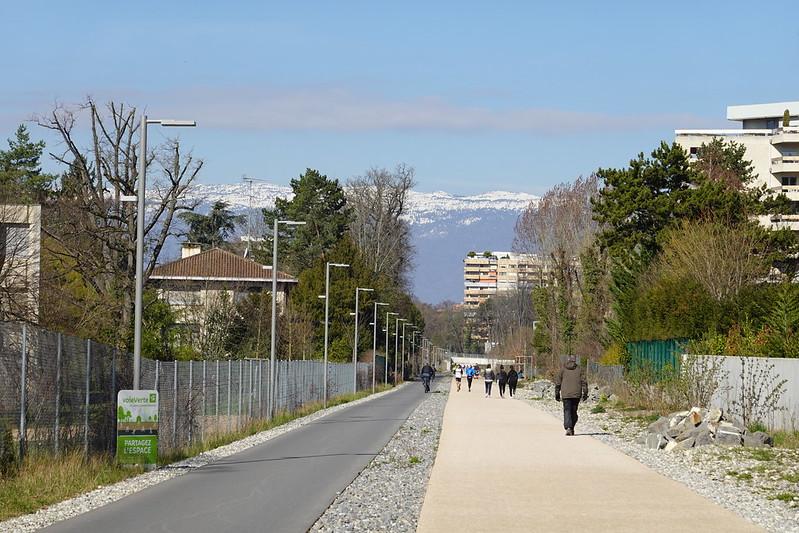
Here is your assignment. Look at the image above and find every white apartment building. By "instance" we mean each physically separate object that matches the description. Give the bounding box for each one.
[463,251,548,310]
[675,101,799,229]
[0,205,41,321]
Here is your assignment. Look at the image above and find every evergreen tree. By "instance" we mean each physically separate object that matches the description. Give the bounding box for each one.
[259,168,351,274]
[179,201,243,249]
[0,124,54,201]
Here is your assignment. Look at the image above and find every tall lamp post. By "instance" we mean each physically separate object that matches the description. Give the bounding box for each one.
[269,220,306,417]
[401,322,414,383]
[372,302,389,392]
[352,287,373,394]
[133,116,196,390]
[386,312,398,385]
[395,318,406,383]
[323,262,349,407]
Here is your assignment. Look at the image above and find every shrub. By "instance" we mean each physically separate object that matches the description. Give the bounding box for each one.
[0,420,18,478]
[600,343,623,366]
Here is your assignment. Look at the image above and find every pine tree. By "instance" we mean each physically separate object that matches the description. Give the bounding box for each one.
[0,124,54,201]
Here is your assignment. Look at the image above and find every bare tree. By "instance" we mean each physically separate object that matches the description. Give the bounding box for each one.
[347,164,415,287]
[36,99,202,344]
[514,175,599,356]
[658,219,770,302]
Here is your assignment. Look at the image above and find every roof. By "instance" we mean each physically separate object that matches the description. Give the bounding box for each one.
[727,102,799,121]
[150,248,297,283]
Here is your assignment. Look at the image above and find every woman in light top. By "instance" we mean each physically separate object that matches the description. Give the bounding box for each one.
[483,365,495,397]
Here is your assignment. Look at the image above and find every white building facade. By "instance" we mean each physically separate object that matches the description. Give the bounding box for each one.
[675,101,799,230]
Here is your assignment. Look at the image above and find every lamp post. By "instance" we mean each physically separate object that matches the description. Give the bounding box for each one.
[133,116,196,390]
[386,312,398,385]
[395,318,406,383]
[410,328,419,376]
[268,220,306,417]
[352,287,373,394]
[372,302,389,392]
[402,322,414,383]
[323,262,349,407]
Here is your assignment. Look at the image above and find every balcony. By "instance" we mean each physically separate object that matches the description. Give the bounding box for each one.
[769,185,799,201]
[771,156,799,174]
[772,129,799,145]
[769,214,799,231]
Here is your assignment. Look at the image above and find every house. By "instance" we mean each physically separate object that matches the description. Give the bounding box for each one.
[149,243,298,327]
[0,205,41,321]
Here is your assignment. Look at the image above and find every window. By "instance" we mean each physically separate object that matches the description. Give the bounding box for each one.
[689,147,699,159]
[783,176,798,187]
[767,119,779,129]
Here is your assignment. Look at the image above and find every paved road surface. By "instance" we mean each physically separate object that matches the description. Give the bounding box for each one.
[46,382,430,533]
[417,380,761,533]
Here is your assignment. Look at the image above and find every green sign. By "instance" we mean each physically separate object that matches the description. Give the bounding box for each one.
[117,390,159,466]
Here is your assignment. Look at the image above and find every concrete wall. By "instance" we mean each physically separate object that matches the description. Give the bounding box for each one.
[693,355,799,431]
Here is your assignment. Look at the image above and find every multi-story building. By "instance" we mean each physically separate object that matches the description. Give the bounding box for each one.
[0,205,41,322]
[675,101,799,230]
[463,251,548,310]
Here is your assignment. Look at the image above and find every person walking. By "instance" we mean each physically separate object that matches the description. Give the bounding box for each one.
[454,365,463,392]
[554,355,588,436]
[465,365,475,392]
[483,365,495,397]
[420,362,434,393]
[507,365,519,398]
[497,365,508,398]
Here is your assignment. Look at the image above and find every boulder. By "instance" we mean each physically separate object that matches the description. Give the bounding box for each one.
[530,380,555,399]
[646,433,668,450]
[670,436,696,451]
[663,440,678,452]
[706,407,723,424]
[685,407,703,428]
[743,431,773,448]
[647,416,670,436]
[607,394,620,405]
[715,429,743,446]
[694,430,714,447]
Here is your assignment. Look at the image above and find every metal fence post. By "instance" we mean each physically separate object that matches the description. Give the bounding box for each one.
[215,359,220,425]
[54,332,62,455]
[172,361,178,449]
[248,359,253,419]
[202,359,207,443]
[258,359,262,418]
[188,360,193,445]
[227,359,232,433]
[110,346,117,454]
[238,359,243,430]
[84,339,91,457]
[155,359,160,391]
[19,324,27,463]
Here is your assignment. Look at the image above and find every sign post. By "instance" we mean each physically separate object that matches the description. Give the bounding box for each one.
[117,390,159,467]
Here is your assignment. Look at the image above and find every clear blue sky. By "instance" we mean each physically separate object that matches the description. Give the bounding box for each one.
[2,1,798,195]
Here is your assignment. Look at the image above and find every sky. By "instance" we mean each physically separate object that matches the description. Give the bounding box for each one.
[2,0,798,195]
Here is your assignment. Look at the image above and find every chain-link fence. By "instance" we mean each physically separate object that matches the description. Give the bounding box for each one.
[0,322,387,460]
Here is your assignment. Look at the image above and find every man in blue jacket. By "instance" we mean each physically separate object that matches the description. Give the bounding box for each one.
[465,365,476,392]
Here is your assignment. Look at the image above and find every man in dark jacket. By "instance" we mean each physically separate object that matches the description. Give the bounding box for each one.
[554,355,588,436]
[420,363,434,393]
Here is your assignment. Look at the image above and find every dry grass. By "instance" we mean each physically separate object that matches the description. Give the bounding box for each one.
[0,451,142,521]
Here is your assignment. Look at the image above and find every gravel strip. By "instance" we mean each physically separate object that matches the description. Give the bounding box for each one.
[311,378,449,533]
[516,387,799,533]
[0,385,406,533]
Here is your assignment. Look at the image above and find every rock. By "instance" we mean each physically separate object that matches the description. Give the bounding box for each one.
[706,407,723,424]
[607,394,619,404]
[647,416,670,436]
[669,415,685,429]
[685,407,703,427]
[663,440,678,452]
[670,436,696,451]
[694,430,714,447]
[598,386,612,399]
[715,429,743,446]
[646,433,668,450]
[530,380,554,399]
[743,431,773,448]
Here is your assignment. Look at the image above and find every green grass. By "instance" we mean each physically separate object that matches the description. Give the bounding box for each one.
[591,405,606,414]
[782,473,799,483]
[747,421,769,434]
[768,492,797,502]
[0,385,393,522]
[409,456,421,465]
[0,451,143,522]
[749,449,776,462]
[772,431,799,450]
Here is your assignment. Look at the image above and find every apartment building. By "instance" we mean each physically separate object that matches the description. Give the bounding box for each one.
[463,251,547,310]
[675,101,799,229]
[0,205,41,322]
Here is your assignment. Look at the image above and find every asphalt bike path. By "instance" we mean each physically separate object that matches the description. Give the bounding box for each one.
[417,379,761,533]
[45,382,430,533]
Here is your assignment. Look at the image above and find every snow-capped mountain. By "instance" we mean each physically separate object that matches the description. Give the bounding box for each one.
[170,182,539,303]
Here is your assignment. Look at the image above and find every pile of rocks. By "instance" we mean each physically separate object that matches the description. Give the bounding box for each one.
[527,379,555,399]
[641,407,773,451]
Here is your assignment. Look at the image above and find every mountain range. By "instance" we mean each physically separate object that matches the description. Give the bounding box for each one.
[167,183,539,303]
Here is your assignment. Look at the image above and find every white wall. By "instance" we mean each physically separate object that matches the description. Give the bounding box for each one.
[693,355,799,431]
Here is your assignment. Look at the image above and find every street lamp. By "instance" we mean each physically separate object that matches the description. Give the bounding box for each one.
[386,312,398,385]
[402,322,414,383]
[395,318,406,383]
[133,115,196,390]
[269,220,306,418]
[323,262,349,407]
[372,302,389,392]
[352,287,373,394]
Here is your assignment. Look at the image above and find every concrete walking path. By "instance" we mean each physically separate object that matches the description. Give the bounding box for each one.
[416,379,761,532]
